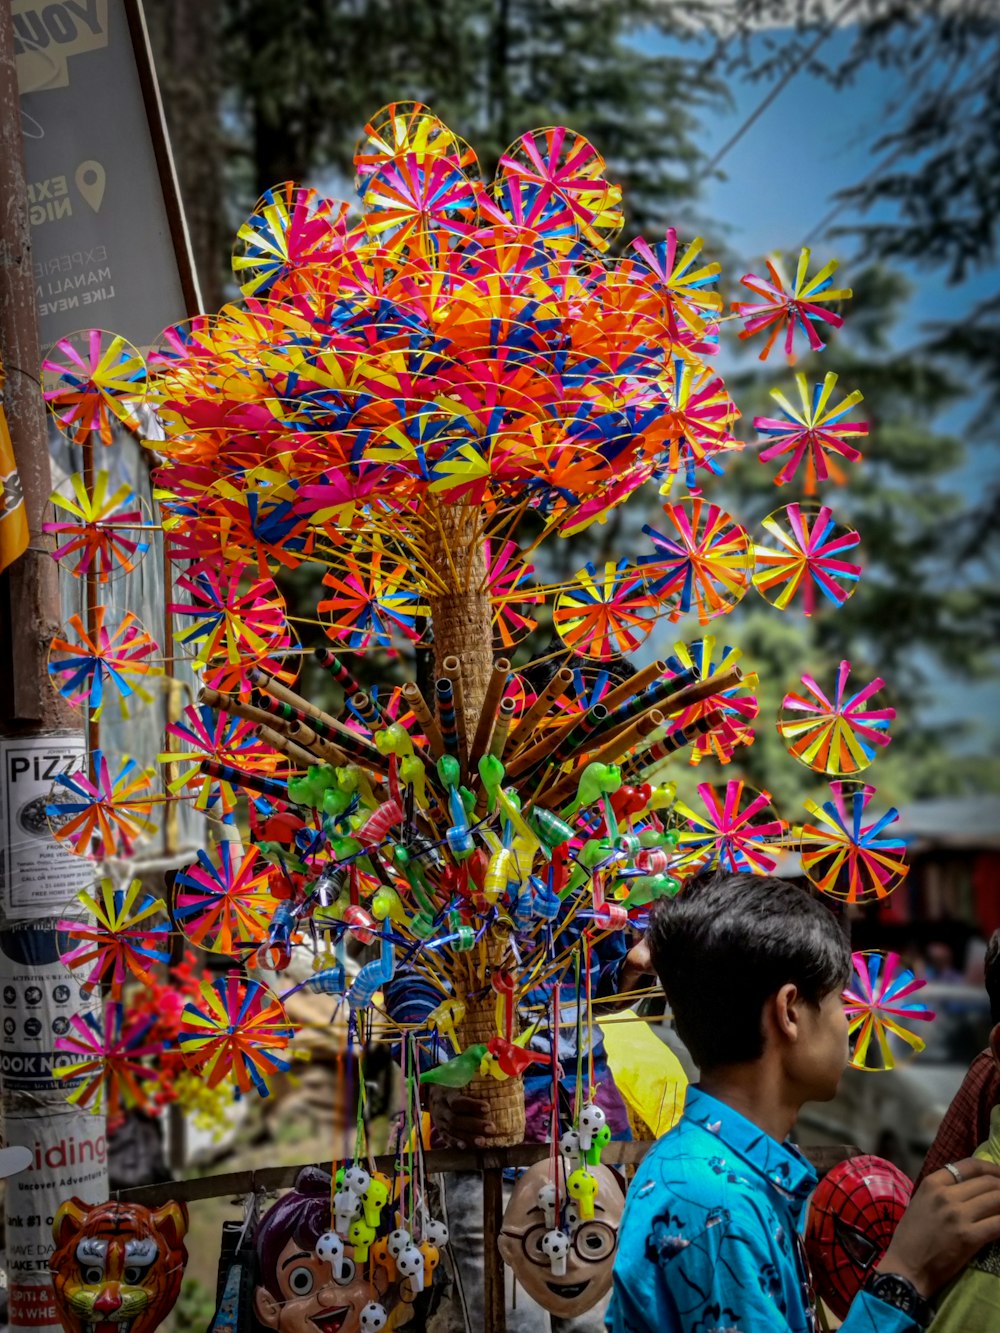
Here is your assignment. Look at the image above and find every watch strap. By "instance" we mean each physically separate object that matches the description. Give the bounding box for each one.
[863,1270,934,1328]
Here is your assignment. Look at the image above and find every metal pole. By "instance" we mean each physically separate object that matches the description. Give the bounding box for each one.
[0,9,106,1330]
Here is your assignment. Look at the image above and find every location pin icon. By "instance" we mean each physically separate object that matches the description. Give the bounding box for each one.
[75,161,106,213]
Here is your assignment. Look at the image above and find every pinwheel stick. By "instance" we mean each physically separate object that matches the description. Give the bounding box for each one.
[469,656,511,769]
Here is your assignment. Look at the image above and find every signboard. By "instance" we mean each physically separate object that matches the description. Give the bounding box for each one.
[0,735,90,922]
[14,0,199,348]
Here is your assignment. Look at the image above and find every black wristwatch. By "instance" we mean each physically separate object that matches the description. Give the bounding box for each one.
[863,1271,935,1328]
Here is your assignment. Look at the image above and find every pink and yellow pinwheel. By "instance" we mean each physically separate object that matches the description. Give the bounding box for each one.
[844,952,934,1072]
[645,358,741,492]
[485,540,542,650]
[160,702,282,815]
[178,974,294,1097]
[800,781,909,904]
[641,498,752,625]
[233,183,354,298]
[663,638,759,765]
[169,564,294,692]
[44,471,151,582]
[778,661,894,775]
[354,101,479,187]
[553,560,654,659]
[48,608,161,719]
[47,751,157,859]
[674,780,785,875]
[754,372,867,493]
[54,1003,162,1114]
[362,154,479,257]
[732,248,853,361]
[41,328,147,445]
[58,877,170,997]
[753,502,861,615]
[173,840,276,956]
[625,229,723,340]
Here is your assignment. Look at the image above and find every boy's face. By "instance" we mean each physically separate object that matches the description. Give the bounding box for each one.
[253,1238,379,1332]
[792,987,851,1102]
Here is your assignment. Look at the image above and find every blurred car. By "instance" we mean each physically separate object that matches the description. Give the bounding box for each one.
[796,983,994,1181]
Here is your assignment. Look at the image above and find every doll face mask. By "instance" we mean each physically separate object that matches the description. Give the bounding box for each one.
[498,1159,624,1318]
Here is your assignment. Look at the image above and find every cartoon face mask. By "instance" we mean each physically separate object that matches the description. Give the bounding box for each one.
[498,1159,624,1317]
[50,1198,188,1333]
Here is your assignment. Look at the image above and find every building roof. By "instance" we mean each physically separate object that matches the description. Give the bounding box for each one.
[893,797,1000,851]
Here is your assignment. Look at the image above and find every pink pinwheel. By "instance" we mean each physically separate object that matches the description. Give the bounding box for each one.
[54,1003,162,1114]
[778,661,894,775]
[178,974,294,1097]
[58,877,170,997]
[48,608,161,719]
[674,781,785,875]
[643,358,741,493]
[173,841,277,956]
[626,229,723,339]
[169,564,294,693]
[754,371,867,494]
[753,502,861,615]
[485,539,541,650]
[844,952,934,1071]
[640,498,752,625]
[47,751,157,859]
[41,329,146,445]
[233,184,353,298]
[800,781,909,904]
[362,153,480,256]
[160,702,282,815]
[732,249,853,361]
[44,471,151,582]
[318,549,427,649]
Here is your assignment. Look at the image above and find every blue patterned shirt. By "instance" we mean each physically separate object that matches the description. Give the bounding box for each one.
[607,1086,920,1333]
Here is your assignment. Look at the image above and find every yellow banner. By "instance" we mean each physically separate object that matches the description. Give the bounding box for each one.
[0,365,30,575]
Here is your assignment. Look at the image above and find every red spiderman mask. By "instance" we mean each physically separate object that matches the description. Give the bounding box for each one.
[804,1155,913,1318]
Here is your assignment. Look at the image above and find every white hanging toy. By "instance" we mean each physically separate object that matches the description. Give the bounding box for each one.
[423,1217,449,1248]
[577,1104,607,1153]
[333,1189,359,1238]
[558,1128,581,1172]
[396,1243,425,1293]
[387,1227,412,1259]
[541,1228,571,1277]
[537,1180,558,1231]
[359,1302,388,1331]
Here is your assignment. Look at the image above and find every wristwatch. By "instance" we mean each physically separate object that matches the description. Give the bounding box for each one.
[863,1270,935,1328]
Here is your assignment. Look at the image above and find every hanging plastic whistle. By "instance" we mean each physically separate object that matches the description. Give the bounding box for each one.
[399,753,429,809]
[321,785,352,818]
[333,1189,358,1238]
[531,873,561,922]
[386,1228,412,1260]
[610,783,651,826]
[423,1217,449,1248]
[396,1242,426,1293]
[483,847,515,906]
[623,873,680,908]
[512,882,534,928]
[419,1240,440,1288]
[346,919,396,1010]
[358,798,404,847]
[344,1165,370,1197]
[537,1181,558,1231]
[371,1237,397,1282]
[342,902,377,946]
[530,807,575,851]
[649,780,677,812]
[477,753,505,813]
[283,931,347,999]
[566,762,622,815]
[359,1302,388,1332]
[347,1217,377,1263]
[577,1103,607,1152]
[376,722,414,762]
[315,1231,356,1285]
[541,1229,570,1277]
[428,997,466,1051]
[584,1122,612,1166]
[559,1129,582,1172]
[361,1176,390,1228]
[567,1167,599,1221]
[496,788,540,857]
[438,755,473,858]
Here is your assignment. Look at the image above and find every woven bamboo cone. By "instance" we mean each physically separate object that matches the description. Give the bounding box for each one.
[455,945,526,1148]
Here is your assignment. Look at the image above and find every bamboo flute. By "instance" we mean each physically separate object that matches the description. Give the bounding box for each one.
[509,667,574,750]
[468,657,511,769]
[595,659,669,714]
[254,724,319,769]
[401,682,446,759]
[198,686,285,732]
[441,657,469,765]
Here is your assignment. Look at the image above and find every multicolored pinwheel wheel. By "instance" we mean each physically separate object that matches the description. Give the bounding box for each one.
[47,752,157,859]
[733,249,853,361]
[233,183,353,298]
[754,372,867,493]
[169,564,294,692]
[173,841,277,955]
[778,662,895,775]
[354,100,479,187]
[485,540,541,650]
[641,498,752,625]
[48,608,161,719]
[54,1003,162,1114]
[663,638,759,765]
[800,781,909,904]
[753,502,862,615]
[58,877,170,997]
[318,548,427,648]
[178,974,294,1097]
[844,952,934,1072]
[44,471,151,582]
[41,329,147,445]
[553,560,654,659]
[673,781,785,875]
[160,702,281,815]
[625,229,723,340]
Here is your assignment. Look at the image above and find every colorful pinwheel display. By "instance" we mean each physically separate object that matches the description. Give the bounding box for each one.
[753,502,862,615]
[178,974,294,1097]
[800,781,909,903]
[233,183,353,298]
[54,1003,163,1114]
[47,751,157,859]
[48,608,161,719]
[754,372,867,493]
[318,547,427,649]
[44,471,151,582]
[733,248,853,361]
[58,878,170,996]
[173,841,276,955]
[844,952,934,1072]
[778,662,895,775]
[663,638,759,765]
[41,329,147,445]
[641,498,752,625]
[673,781,785,875]
[553,560,655,659]
[160,702,281,815]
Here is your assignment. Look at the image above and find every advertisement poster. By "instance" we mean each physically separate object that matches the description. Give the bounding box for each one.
[13,0,197,347]
[0,735,89,923]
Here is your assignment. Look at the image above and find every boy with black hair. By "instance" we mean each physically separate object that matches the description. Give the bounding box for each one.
[607,872,1000,1333]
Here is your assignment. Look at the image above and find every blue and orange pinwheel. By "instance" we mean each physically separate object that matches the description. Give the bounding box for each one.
[753,502,861,615]
[178,974,294,1097]
[48,608,161,719]
[58,877,170,997]
[800,781,909,904]
[47,752,157,860]
[844,952,934,1071]
[663,638,759,765]
[553,560,654,659]
[160,702,281,815]
[641,498,752,625]
[173,841,277,956]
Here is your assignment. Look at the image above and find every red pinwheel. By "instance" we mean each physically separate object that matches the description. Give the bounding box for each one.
[641,498,752,625]
[732,248,853,361]
[800,781,909,904]
[778,662,894,775]
[54,1002,162,1115]
[58,877,170,997]
[178,974,294,1097]
[44,471,151,582]
[753,502,861,615]
[48,608,161,719]
[844,952,934,1071]
[674,780,785,876]
[173,840,277,956]
[754,372,867,493]
[41,328,147,445]
[47,752,157,859]
[663,638,759,765]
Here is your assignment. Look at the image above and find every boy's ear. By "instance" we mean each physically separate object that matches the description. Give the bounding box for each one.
[771,984,800,1042]
[989,1023,1000,1070]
